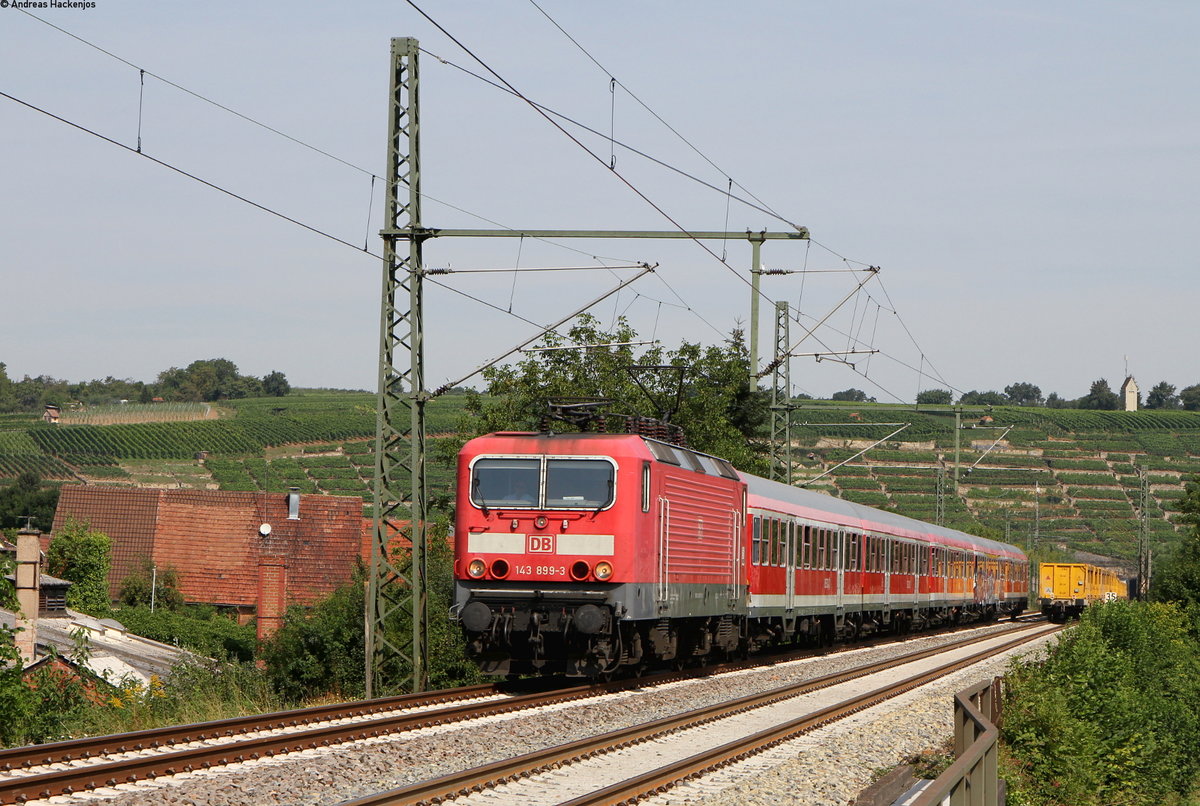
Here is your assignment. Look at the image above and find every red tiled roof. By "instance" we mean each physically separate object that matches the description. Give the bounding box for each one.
[52,487,159,599]
[360,517,413,565]
[52,487,367,609]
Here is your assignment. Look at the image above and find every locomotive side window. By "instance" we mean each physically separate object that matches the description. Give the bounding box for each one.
[471,458,541,507]
[642,461,651,513]
[545,459,615,508]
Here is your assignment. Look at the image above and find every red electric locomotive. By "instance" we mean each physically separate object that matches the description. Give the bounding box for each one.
[453,431,1029,677]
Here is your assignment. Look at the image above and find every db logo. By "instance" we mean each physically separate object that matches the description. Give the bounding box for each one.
[528,535,555,553]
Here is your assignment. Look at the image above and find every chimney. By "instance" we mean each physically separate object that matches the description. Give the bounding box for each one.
[287,487,301,520]
[14,524,41,664]
[255,558,287,642]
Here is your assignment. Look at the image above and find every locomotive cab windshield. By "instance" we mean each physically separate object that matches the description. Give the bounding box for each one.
[470,456,616,510]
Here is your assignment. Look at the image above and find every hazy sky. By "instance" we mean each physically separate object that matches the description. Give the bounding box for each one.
[2,2,1196,402]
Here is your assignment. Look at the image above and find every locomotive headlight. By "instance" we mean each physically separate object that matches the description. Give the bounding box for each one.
[467,559,487,578]
[595,561,614,581]
[535,516,548,530]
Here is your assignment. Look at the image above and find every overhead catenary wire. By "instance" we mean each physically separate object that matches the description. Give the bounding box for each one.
[525,0,793,228]
[420,45,807,234]
[406,0,780,303]
[0,89,669,391]
[22,6,892,385]
[21,6,956,402]
[16,9,651,270]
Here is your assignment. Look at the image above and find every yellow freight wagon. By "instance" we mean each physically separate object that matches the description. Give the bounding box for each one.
[1039,562,1126,622]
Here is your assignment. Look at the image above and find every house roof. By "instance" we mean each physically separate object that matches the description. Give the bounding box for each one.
[2,608,193,684]
[52,487,368,609]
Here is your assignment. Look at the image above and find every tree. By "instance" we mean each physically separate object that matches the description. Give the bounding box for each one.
[0,627,32,745]
[262,370,290,397]
[1078,378,1120,410]
[1145,381,1179,410]
[153,359,265,402]
[259,571,367,702]
[46,519,112,615]
[958,390,1006,406]
[118,557,184,610]
[831,388,873,403]
[453,316,769,473]
[1004,382,1043,407]
[1002,600,1200,806]
[1044,392,1070,409]
[916,389,952,405]
[0,472,60,531]
[1181,384,1200,412]
[1152,477,1200,605]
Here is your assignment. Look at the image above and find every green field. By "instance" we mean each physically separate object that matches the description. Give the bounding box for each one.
[0,391,471,510]
[787,403,1200,561]
[1,395,1196,558]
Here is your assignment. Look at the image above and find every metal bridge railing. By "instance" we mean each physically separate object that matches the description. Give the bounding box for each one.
[910,676,1004,806]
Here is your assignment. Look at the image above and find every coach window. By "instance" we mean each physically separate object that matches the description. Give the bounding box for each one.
[830,532,840,571]
[801,526,812,569]
[546,459,615,509]
[774,520,784,567]
[471,458,541,508]
[847,533,860,571]
[752,516,762,565]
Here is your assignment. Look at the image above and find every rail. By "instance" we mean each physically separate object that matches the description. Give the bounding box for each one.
[911,676,1003,806]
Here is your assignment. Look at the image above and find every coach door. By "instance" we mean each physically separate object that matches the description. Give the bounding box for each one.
[656,497,671,608]
[833,529,845,610]
[882,536,892,611]
[785,520,797,612]
[727,507,743,604]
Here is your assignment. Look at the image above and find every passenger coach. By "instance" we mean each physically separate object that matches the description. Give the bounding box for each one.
[453,431,1029,677]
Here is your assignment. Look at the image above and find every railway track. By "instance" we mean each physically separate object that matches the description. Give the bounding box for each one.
[0,618,1047,805]
[341,621,1062,806]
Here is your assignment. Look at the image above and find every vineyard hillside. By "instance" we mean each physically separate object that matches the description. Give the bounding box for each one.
[784,403,1200,564]
[0,391,469,516]
[0,396,1196,562]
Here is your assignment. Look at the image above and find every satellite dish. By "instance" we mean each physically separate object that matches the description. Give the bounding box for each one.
[259,523,272,536]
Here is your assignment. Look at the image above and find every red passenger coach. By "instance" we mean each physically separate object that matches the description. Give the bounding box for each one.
[453,431,1029,677]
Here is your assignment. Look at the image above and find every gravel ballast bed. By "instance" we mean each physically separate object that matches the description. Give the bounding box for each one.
[62,622,1048,806]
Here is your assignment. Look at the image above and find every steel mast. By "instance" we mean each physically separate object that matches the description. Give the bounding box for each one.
[369,37,428,697]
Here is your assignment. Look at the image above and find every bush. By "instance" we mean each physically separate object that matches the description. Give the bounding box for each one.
[1002,601,1200,806]
[46,518,111,616]
[117,605,257,661]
